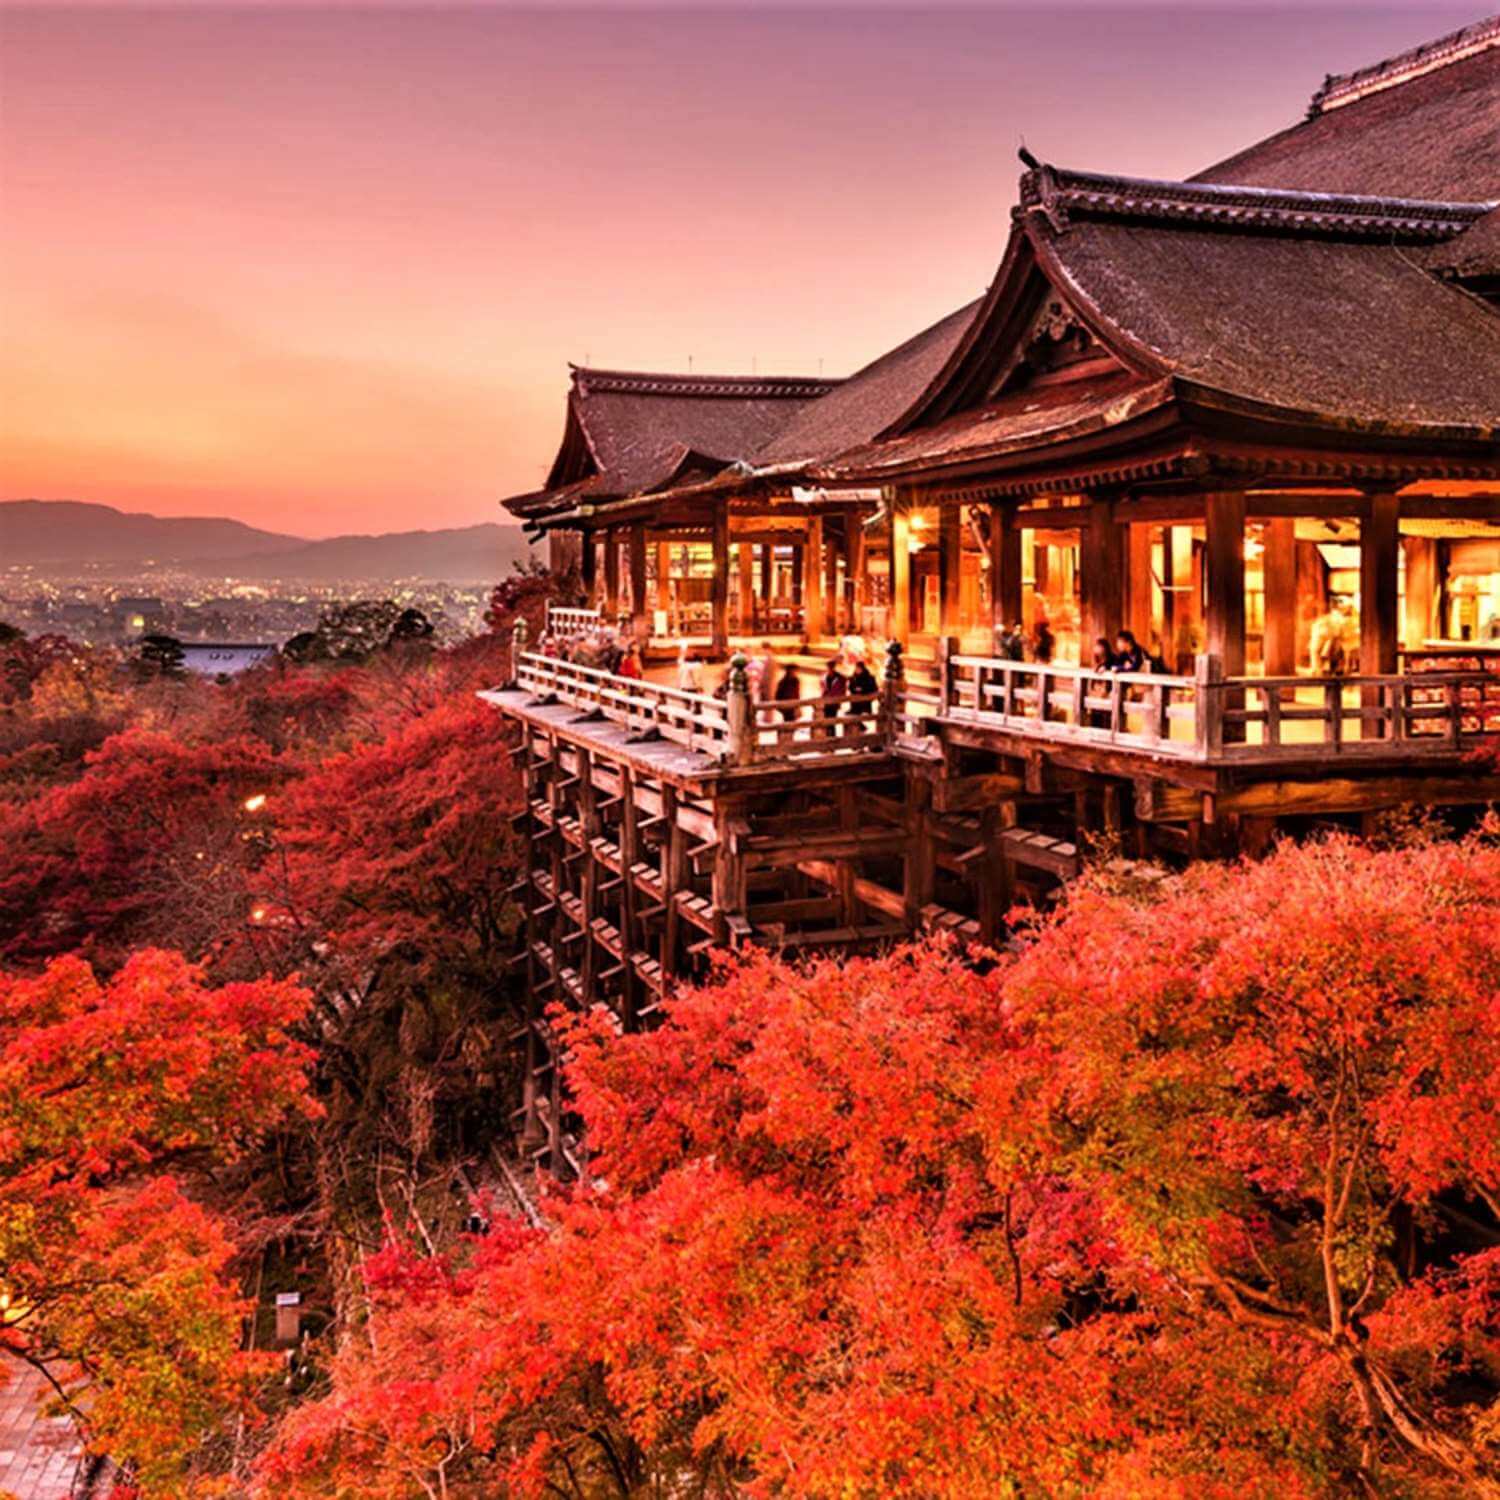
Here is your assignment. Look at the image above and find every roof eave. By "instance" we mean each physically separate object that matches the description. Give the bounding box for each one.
[1173,377,1500,451]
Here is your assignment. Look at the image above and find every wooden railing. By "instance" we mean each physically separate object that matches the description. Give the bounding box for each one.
[1219,671,1500,760]
[517,653,731,756]
[938,645,1500,765]
[514,652,885,767]
[545,605,603,640]
[511,636,1500,772]
[945,654,1202,757]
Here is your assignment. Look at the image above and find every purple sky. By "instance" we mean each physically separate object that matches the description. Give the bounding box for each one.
[0,5,1480,534]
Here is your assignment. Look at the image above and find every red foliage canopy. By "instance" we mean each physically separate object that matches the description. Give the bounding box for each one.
[0,950,317,1492]
[0,729,290,969]
[260,837,1500,1499]
[267,693,521,985]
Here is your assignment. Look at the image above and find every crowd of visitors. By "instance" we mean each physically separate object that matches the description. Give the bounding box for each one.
[534,627,880,737]
[534,624,644,679]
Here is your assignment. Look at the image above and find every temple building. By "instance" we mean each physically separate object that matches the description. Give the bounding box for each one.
[486,15,1500,1171]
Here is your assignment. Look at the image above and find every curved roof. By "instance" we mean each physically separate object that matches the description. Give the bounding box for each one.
[505,368,836,521]
[1028,170,1500,434]
[815,166,1500,484]
[751,301,981,467]
[1429,205,1500,282]
[1194,19,1500,201]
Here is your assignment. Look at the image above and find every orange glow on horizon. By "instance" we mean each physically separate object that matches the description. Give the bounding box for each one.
[0,5,1471,539]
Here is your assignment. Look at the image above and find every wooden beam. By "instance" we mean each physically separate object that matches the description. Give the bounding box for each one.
[1141,774,1500,822]
[1125,520,1153,646]
[655,541,672,612]
[805,515,825,641]
[989,504,1021,644]
[711,507,730,656]
[1246,493,1368,520]
[737,542,755,633]
[580,531,597,603]
[602,529,621,620]
[1011,504,1091,530]
[890,502,912,646]
[1204,491,1246,676]
[1400,494,1500,521]
[1112,495,1204,526]
[628,523,648,641]
[939,505,963,637]
[1261,517,1297,676]
[931,771,1025,813]
[1081,493,1124,647]
[1403,535,1437,649]
[902,777,934,924]
[796,861,906,922]
[845,513,866,635]
[1361,492,1400,676]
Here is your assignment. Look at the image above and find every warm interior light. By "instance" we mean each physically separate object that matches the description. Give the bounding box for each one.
[243,793,268,812]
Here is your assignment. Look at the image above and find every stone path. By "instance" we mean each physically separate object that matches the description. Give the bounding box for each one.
[0,1357,83,1499]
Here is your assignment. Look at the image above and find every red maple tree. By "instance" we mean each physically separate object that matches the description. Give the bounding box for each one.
[258,836,1500,1499]
[0,949,317,1494]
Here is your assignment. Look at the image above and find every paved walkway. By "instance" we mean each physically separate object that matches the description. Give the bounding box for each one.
[0,1357,83,1499]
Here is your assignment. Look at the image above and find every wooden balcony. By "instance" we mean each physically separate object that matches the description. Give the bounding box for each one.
[495,651,886,780]
[492,640,1500,786]
[941,653,1500,769]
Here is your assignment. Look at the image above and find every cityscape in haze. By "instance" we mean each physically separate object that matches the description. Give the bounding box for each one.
[1,498,533,652]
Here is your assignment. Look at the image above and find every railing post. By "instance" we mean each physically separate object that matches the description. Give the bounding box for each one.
[881,638,905,744]
[1195,653,1224,757]
[726,652,753,766]
[1325,679,1344,749]
[937,636,956,717]
[509,616,529,688]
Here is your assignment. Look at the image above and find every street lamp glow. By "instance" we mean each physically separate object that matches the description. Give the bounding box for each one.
[243,793,268,813]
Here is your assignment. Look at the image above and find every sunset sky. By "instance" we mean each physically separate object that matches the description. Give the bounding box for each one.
[0,3,1480,538]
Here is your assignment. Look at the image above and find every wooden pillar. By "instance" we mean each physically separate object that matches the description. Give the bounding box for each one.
[1204,491,1246,676]
[989,505,1021,645]
[805,515,825,642]
[759,540,773,625]
[1262,517,1298,677]
[660,785,684,983]
[902,776,934,926]
[1362,493,1400,742]
[845,513,866,634]
[655,542,671,612]
[711,507,730,656]
[617,767,639,1030]
[1125,523,1153,646]
[1402,534,1437,651]
[939,505,963,637]
[890,502,911,646]
[1081,494,1124,648]
[628,523,648,641]
[737,541,755,633]
[1361,493,1400,676]
[602,529,620,620]
[580,530,597,604]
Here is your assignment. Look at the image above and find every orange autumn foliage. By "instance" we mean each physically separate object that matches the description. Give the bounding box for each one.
[0,951,317,1494]
[261,836,1500,1499]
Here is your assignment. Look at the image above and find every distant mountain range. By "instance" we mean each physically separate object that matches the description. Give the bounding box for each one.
[1,500,533,584]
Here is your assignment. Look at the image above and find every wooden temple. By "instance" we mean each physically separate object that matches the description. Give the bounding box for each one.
[487,15,1500,1171]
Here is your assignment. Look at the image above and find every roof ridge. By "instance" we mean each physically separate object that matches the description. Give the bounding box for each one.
[570,366,841,400]
[1308,12,1500,117]
[1018,164,1497,242]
